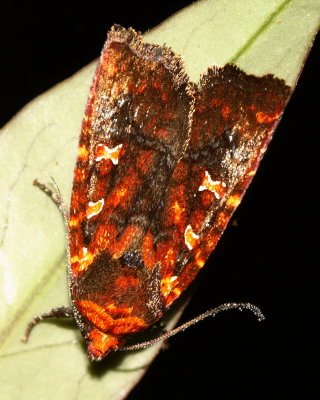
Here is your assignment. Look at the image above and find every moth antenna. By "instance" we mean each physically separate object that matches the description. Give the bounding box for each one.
[49,175,70,221]
[33,177,72,273]
[33,177,69,219]
[120,302,265,352]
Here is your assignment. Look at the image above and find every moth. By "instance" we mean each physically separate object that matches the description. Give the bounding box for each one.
[23,25,290,361]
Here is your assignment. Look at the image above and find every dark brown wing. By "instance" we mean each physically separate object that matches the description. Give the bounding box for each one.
[68,26,193,347]
[140,65,290,307]
[69,26,192,280]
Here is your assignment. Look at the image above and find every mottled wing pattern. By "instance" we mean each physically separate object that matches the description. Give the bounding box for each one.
[144,65,290,307]
[67,25,290,359]
[69,26,192,278]
[68,26,193,352]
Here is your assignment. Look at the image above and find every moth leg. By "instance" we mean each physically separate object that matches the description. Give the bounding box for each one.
[156,320,168,335]
[158,321,171,351]
[21,306,74,343]
[149,321,170,350]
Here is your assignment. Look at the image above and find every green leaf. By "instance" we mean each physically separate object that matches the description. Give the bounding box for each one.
[0,1,319,399]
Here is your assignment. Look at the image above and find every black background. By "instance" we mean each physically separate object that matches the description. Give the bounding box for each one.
[2,1,319,399]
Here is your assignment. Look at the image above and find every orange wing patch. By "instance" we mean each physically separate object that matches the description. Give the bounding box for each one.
[87,199,104,219]
[95,143,123,164]
[198,170,227,199]
[70,247,95,276]
[184,225,200,250]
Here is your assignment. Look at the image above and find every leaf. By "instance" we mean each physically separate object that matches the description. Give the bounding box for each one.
[0,0,319,399]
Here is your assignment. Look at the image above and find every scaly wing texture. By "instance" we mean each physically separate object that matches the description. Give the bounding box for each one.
[69,26,192,278]
[143,65,290,307]
[68,26,193,338]
[67,26,290,356]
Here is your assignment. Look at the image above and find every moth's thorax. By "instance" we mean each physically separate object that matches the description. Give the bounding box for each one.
[69,250,164,358]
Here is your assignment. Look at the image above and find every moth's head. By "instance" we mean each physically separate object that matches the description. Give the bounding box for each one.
[86,328,121,361]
